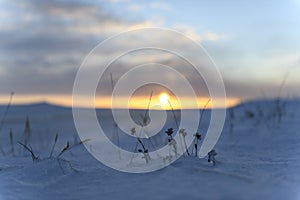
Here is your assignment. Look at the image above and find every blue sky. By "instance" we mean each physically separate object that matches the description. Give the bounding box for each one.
[0,0,299,106]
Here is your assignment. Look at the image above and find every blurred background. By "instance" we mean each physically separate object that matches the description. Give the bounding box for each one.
[0,0,299,108]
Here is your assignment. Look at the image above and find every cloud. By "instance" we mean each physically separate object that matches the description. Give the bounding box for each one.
[173,24,226,42]
[0,0,168,97]
[1,0,298,104]
[119,1,172,12]
[105,0,131,3]
[127,4,145,12]
[149,2,172,11]
[203,32,224,41]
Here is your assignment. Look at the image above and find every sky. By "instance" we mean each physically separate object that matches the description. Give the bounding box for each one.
[0,0,300,108]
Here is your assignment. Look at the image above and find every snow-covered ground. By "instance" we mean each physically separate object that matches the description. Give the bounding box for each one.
[0,99,300,200]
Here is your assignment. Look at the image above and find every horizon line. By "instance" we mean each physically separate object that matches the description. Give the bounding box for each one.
[0,97,298,110]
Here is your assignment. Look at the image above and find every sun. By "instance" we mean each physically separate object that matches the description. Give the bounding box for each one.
[159,93,169,105]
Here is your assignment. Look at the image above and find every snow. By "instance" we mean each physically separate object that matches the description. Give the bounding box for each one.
[0,99,300,200]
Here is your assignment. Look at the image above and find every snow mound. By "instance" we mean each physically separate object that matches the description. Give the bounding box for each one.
[0,99,300,199]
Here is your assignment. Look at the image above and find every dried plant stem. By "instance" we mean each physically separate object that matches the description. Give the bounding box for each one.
[140,91,158,153]
[110,73,121,159]
[137,137,146,152]
[168,99,179,129]
[167,99,185,157]
[9,129,14,156]
[57,141,70,158]
[49,133,58,158]
[0,92,14,132]
[199,98,211,126]
[143,91,153,125]
[57,157,78,175]
[57,139,90,158]
[129,91,154,164]
[23,116,31,146]
[18,141,38,161]
[0,92,14,156]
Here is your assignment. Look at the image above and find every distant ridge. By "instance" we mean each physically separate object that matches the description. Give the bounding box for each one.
[0,102,67,108]
[0,98,299,110]
[233,98,300,108]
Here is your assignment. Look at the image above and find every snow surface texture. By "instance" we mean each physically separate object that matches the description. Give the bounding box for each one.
[0,100,300,200]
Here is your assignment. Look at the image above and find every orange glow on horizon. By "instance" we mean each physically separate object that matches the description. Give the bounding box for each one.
[0,94,240,109]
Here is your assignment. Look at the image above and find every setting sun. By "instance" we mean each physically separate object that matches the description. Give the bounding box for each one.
[159,93,170,105]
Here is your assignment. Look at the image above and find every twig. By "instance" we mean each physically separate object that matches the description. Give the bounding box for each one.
[0,92,14,132]
[167,99,184,156]
[18,141,38,161]
[110,72,121,159]
[179,129,190,156]
[140,91,156,149]
[49,133,58,158]
[278,69,291,99]
[9,129,14,156]
[57,141,70,158]
[57,158,65,174]
[129,91,154,165]
[168,99,179,129]
[143,91,153,126]
[137,138,147,152]
[0,92,14,156]
[199,98,211,126]
[57,139,90,158]
[57,157,78,175]
[275,71,291,125]
[23,116,31,146]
